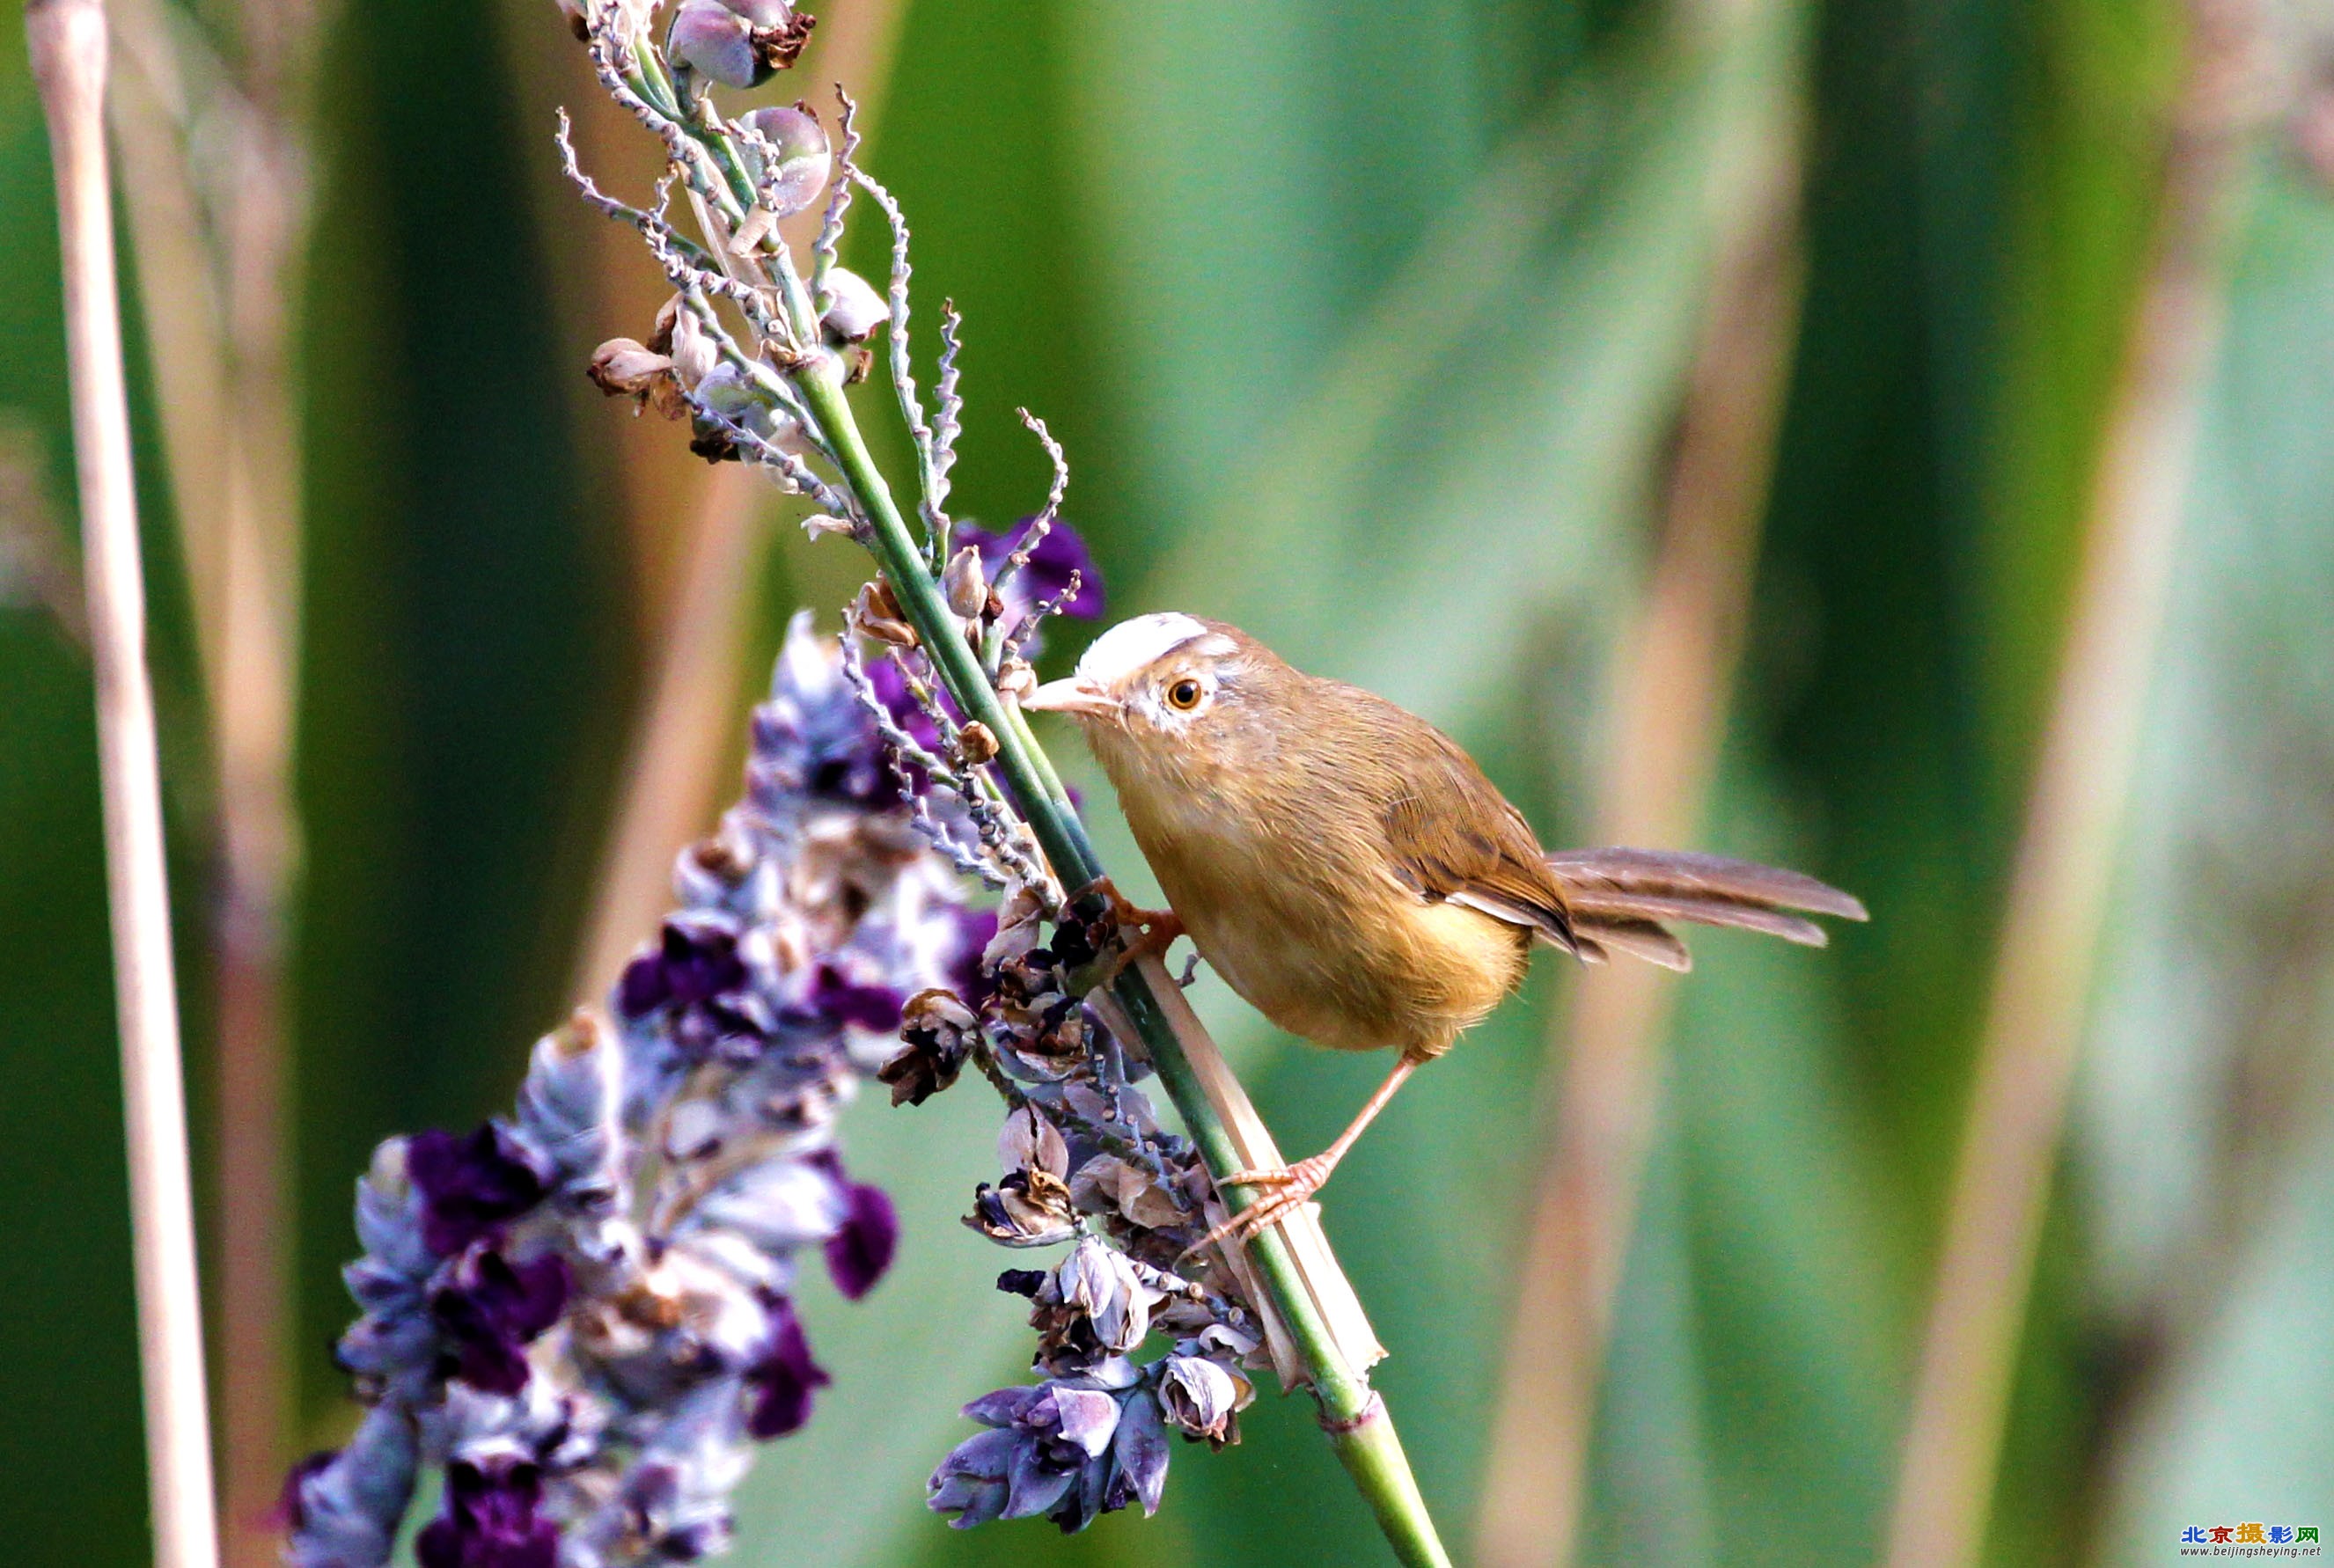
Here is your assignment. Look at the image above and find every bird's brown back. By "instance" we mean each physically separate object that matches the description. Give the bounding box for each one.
[1084,642,1559,1051]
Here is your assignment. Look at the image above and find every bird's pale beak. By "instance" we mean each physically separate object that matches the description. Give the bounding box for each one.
[1021,678,1116,719]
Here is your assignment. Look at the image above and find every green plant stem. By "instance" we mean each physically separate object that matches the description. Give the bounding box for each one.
[792,357,1451,1568]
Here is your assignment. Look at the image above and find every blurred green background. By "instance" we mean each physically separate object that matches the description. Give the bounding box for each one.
[6,0,2334,1564]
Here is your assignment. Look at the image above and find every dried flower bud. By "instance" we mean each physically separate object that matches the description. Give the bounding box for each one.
[799,513,855,540]
[879,988,975,1106]
[586,339,679,417]
[570,0,657,39]
[852,580,917,648]
[996,657,1038,703]
[684,821,756,889]
[547,1007,604,1061]
[738,106,832,218]
[666,305,718,391]
[953,722,998,766]
[1155,1356,1249,1447]
[965,1174,1075,1248]
[1069,1154,1185,1232]
[941,546,988,619]
[819,267,888,344]
[997,1105,1069,1182]
[1031,1237,1185,1367]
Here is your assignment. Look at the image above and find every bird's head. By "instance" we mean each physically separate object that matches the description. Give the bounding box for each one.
[1020,612,1258,748]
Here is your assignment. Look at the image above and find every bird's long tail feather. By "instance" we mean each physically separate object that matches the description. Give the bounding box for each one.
[1544,846,1868,972]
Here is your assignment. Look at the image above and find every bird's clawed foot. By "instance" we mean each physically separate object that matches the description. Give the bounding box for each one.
[1080,877,1185,988]
[1192,1154,1337,1256]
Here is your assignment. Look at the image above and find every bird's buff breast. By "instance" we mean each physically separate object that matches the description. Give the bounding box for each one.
[1100,740,1528,1056]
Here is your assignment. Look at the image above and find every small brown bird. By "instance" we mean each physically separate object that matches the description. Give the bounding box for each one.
[1022,612,1866,1242]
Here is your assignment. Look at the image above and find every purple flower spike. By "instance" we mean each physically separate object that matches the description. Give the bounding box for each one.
[415,1454,560,1568]
[824,1177,899,1300]
[953,517,1105,623]
[429,1249,570,1396]
[305,619,1099,1559]
[407,1125,551,1257]
[745,1298,831,1438]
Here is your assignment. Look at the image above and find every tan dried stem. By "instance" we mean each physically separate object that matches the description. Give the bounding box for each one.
[1474,134,1805,1568]
[568,0,910,1005]
[107,0,319,1554]
[30,0,221,1562]
[1880,4,2259,1564]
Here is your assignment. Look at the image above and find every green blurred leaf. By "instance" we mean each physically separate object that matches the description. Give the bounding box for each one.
[2085,154,2334,1553]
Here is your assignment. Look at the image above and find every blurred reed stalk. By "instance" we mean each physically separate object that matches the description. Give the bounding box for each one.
[29,0,221,1563]
[1474,125,1804,1568]
[569,0,907,1004]
[1881,3,2259,1563]
[108,0,319,1557]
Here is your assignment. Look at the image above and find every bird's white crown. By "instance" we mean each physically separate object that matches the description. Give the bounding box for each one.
[1074,612,1209,687]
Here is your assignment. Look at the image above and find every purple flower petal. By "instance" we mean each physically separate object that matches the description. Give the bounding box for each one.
[928,1428,1019,1529]
[1111,1390,1171,1516]
[961,1386,1043,1428]
[823,1177,899,1300]
[808,964,905,1035]
[429,1249,569,1396]
[415,1455,560,1568]
[620,916,750,1019]
[618,917,775,1064]
[745,1296,832,1439]
[406,1125,551,1257]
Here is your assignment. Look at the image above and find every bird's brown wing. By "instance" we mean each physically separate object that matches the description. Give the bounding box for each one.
[1334,685,1829,972]
[1365,713,1606,957]
[1361,705,1865,972]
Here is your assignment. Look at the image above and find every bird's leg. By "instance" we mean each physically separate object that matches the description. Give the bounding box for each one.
[1198,1051,1425,1252]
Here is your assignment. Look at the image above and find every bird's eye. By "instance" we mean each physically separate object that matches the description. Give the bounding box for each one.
[1165,678,1204,711]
